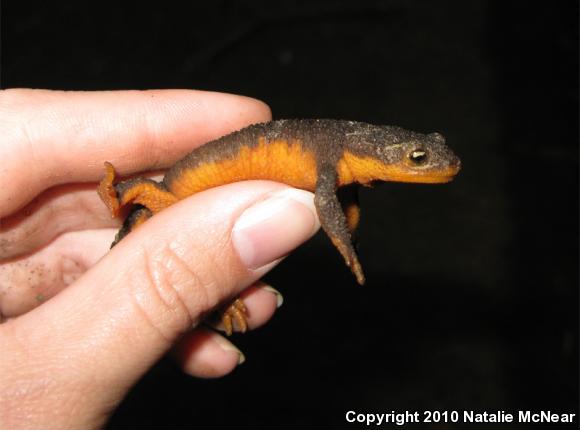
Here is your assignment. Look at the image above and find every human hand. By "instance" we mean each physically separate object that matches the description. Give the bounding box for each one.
[0,89,320,429]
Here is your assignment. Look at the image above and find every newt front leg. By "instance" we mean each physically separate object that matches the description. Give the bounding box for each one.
[314,164,365,285]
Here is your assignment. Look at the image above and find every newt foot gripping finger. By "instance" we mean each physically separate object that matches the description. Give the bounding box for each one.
[221,298,248,336]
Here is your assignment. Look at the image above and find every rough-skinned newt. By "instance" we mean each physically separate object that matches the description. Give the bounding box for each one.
[98,119,461,334]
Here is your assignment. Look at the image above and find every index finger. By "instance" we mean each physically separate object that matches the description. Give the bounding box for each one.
[0,89,272,215]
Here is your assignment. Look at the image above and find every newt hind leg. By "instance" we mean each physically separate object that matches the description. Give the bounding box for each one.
[98,161,179,218]
[315,165,365,285]
[98,161,179,246]
[98,161,122,217]
[99,162,251,333]
[111,205,152,247]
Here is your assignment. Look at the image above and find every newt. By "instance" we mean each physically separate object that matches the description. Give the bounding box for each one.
[98,119,460,334]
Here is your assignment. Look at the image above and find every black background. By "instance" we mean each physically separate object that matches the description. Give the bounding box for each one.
[3,1,578,429]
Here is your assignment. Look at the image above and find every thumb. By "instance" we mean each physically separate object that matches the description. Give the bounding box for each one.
[0,181,319,430]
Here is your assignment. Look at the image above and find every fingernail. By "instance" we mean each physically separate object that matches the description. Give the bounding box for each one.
[214,335,246,365]
[261,284,284,308]
[232,188,319,271]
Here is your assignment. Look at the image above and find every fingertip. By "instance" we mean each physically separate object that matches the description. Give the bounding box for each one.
[237,94,272,123]
[237,283,283,329]
[259,284,284,308]
[232,188,319,271]
[174,329,244,378]
[190,90,272,139]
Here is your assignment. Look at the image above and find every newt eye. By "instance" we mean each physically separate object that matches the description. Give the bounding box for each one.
[409,149,428,165]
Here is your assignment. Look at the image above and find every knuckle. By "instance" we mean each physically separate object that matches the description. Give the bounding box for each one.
[128,244,221,342]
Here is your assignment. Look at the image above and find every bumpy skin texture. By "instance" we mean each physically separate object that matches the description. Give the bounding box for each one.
[99,119,461,285]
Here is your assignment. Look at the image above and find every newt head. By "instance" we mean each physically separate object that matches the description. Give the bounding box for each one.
[339,124,461,186]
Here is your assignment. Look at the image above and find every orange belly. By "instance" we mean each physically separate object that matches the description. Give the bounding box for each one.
[167,138,318,199]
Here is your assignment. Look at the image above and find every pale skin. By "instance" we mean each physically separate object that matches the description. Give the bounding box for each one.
[0,89,321,429]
